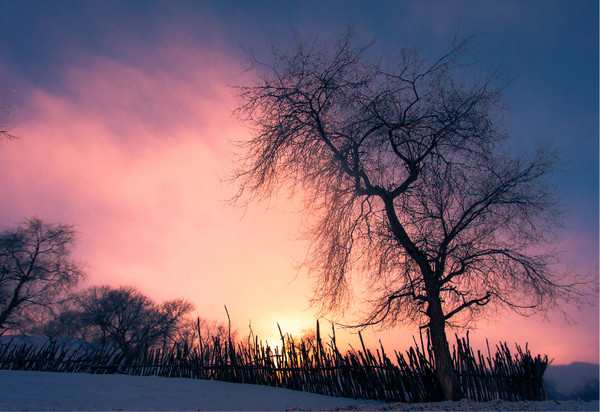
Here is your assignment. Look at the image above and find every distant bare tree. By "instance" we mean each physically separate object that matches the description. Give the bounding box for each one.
[41,307,87,340]
[78,285,193,356]
[233,31,575,400]
[0,218,84,333]
[157,298,196,346]
[290,327,317,350]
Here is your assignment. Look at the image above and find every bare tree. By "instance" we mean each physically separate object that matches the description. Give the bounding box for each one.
[197,317,239,345]
[233,31,573,400]
[78,285,194,356]
[41,306,88,340]
[0,218,84,333]
[156,298,196,347]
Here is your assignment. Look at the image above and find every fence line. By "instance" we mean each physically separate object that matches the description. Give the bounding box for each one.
[0,324,548,403]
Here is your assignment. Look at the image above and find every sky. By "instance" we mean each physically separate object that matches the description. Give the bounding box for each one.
[0,0,597,364]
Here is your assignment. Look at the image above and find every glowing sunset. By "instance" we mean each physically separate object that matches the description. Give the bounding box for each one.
[0,0,597,389]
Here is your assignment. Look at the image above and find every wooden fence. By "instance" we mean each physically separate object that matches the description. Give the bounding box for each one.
[0,323,548,403]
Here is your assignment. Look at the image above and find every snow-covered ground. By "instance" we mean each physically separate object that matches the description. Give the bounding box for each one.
[0,370,598,411]
[0,370,377,411]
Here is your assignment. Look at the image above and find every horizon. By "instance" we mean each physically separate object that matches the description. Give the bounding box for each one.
[0,0,597,365]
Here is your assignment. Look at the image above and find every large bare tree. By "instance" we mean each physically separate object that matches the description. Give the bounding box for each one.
[0,218,84,333]
[232,32,571,400]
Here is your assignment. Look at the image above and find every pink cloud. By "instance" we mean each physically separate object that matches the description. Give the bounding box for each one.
[0,37,597,363]
[0,40,317,340]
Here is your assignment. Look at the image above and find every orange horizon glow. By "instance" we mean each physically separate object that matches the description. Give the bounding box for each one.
[0,38,597,366]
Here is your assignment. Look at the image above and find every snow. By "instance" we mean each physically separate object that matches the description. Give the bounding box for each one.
[0,370,381,411]
[0,370,598,411]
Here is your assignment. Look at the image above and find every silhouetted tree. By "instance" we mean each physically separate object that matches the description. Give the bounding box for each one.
[77,285,193,356]
[0,218,84,333]
[233,31,573,400]
[41,307,87,340]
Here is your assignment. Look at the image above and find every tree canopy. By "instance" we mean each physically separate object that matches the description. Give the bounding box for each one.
[233,31,574,400]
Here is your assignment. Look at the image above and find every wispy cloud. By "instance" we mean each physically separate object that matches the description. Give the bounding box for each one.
[0,38,315,340]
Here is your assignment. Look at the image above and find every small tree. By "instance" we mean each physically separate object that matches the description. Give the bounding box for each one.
[0,218,84,333]
[233,31,575,400]
[78,285,193,356]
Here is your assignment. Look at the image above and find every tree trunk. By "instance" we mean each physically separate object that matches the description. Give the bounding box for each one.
[428,293,465,401]
[384,195,464,400]
[0,277,27,330]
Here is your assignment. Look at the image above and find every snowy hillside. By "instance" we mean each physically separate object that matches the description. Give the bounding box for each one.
[545,362,599,401]
[0,370,598,411]
[0,335,97,353]
[0,370,378,411]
